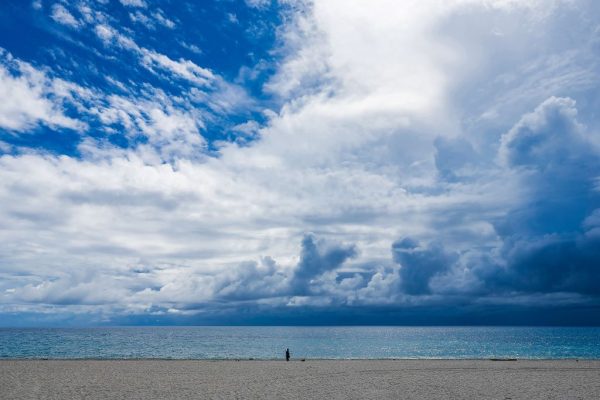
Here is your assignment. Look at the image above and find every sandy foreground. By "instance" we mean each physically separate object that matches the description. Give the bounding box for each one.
[1,359,599,400]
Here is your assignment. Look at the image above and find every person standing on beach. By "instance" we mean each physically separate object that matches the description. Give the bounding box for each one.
[285,348,290,361]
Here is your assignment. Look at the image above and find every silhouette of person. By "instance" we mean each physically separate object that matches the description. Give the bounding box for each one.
[285,348,290,361]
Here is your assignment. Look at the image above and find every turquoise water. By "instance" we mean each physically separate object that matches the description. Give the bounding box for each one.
[0,327,599,359]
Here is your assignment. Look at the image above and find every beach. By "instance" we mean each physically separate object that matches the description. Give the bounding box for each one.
[1,359,599,399]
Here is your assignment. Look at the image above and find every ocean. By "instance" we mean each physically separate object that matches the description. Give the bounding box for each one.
[1,326,599,359]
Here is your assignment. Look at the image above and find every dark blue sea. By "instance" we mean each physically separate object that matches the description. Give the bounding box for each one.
[1,326,599,359]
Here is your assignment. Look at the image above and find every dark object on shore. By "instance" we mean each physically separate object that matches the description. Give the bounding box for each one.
[301,358,305,362]
[285,348,290,362]
[489,358,517,361]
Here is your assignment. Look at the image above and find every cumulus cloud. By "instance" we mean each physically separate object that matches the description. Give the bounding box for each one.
[291,235,357,295]
[392,238,458,295]
[497,96,600,235]
[1,0,600,323]
[499,97,590,169]
[473,96,600,296]
[214,257,288,301]
[486,232,600,295]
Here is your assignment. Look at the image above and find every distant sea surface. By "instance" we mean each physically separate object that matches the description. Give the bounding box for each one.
[1,327,599,360]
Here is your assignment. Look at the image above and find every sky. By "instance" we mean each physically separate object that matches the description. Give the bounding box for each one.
[0,0,599,326]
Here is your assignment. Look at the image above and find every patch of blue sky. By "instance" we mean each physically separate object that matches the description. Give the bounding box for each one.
[0,0,285,157]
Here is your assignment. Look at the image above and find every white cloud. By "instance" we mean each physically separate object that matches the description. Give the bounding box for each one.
[498,96,588,168]
[92,90,206,161]
[119,0,146,8]
[50,4,81,28]
[180,42,202,55]
[140,49,214,86]
[1,0,599,317]
[94,23,214,87]
[0,52,85,132]
[129,9,175,30]
[153,9,175,29]
[245,0,270,9]
[0,43,209,159]
[129,11,153,29]
[94,24,115,42]
[0,141,11,152]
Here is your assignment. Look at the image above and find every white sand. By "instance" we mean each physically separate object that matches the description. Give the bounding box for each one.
[1,359,599,399]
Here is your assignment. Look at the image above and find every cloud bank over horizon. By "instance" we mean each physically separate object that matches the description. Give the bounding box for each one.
[0,0,599,326]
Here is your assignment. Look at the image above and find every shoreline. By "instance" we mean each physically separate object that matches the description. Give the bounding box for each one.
[2,359,599,399]
[0,356,597,360]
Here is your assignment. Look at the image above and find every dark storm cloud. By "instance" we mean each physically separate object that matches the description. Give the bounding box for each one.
[479,96,600,296]
[212,235,359,301]
[392,237,458,295]
[391,97,600,300]
[481,231,600,295]
[291,234,357,295]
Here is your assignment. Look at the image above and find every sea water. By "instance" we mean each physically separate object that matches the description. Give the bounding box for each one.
[0,326,599,359]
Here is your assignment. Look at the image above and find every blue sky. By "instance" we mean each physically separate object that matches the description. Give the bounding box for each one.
[0,0,599,326]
